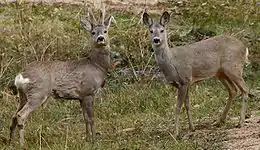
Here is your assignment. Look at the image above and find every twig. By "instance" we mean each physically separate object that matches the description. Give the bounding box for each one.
[39,125,42,150]
[0,57,13,79]
[124,47,139,81]
[142,52,154,75]
[21,36,38,61]
[57,117,73,124]
[40,39,55,61]
[74,0,88,19]
[65,126,69,150]
[129,59,138,81]
[167,131,178,143]
[138,6,148,24]
[41,135,52,150]
[37,125,52,150]
[118,127,135,133]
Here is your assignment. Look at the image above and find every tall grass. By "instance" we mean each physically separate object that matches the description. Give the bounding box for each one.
[0,1,259,149]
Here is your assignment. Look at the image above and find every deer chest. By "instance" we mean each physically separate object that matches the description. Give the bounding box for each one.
[157,62,186,87]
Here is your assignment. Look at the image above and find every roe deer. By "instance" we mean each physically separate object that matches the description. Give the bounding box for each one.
[9,8,120,147]
[143,11,249,138]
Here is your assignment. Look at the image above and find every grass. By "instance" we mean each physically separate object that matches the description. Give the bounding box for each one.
[0,1,260,149]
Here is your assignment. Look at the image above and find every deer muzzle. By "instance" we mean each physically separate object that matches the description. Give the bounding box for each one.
[153,37,161,45]
[97,36,105,44]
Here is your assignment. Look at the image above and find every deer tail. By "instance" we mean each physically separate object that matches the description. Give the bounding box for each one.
[14,74,30,90]
[245,47,250,65]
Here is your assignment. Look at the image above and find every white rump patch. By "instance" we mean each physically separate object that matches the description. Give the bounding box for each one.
[245,47,250,64]
[14,74,30,89]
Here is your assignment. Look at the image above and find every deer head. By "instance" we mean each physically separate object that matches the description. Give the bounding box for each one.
[143,11,170,48]
[80,7,116,47]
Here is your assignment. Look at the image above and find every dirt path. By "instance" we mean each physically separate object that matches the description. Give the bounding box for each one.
[224,115,260,150]
[184,112,260,150]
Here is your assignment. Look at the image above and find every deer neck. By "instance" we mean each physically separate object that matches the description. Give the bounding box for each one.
[153,40,175,63]
[88,45,111,72]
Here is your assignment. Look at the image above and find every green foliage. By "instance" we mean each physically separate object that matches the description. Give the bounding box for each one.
[0,1,259,149]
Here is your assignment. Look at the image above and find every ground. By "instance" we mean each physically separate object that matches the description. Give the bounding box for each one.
[226,114,260,150]
[0,0,260,149]
[184,111,260,150]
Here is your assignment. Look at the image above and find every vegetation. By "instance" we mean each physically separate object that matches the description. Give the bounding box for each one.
[0,0,259,149]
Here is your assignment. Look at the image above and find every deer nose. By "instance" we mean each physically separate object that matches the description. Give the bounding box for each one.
[153,38,161,44]
[97,36,105,42]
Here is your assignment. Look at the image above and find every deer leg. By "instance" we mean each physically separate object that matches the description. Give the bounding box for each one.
[80,95,95,143]
[9,90,27,145]
[215,77,237,126]
[9,116,18,144]
[233,78,248,127]
[223,69,248,127]
[184,89,195,131]
[16,95,48,148]
[174,84,188,138]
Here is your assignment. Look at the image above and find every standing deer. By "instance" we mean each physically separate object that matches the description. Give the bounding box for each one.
[143,11,249,138]
[9,8,120,147]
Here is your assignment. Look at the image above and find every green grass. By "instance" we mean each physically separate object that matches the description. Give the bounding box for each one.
[1,81,259,149]
[0,1,260,149]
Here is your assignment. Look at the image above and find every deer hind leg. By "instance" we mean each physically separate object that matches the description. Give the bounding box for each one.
[184,88,195,131]
[223,68,248,127]
[215,76,237,126]
[15,94,48,147]
[9,89,27,145]
[233,78,248,127]
[80,95,95,143]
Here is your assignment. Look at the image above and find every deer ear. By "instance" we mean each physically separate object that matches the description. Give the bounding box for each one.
[104,16,116,28]
[143,12,153,27]
[80,19,92,31]
[160,11,170,26]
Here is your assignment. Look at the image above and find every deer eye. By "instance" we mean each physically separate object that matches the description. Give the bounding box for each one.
[104,30,107,33]
[150,30,153,33]
[91,31,96,35]
[160,30,164,33]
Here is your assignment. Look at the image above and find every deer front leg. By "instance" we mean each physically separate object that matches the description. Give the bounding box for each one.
[184,89,195,131]
[174,85,187,139]
[80,96,95,143]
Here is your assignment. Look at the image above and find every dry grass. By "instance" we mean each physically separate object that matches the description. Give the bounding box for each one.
[0,1,260,149]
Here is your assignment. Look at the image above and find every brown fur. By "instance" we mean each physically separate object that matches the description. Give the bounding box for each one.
[143,11,249,138]
[9,8,120,148]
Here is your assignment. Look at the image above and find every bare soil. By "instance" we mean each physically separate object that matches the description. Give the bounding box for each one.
[224,115,260,150]
[184,112,260,150]
[1,0,168,14]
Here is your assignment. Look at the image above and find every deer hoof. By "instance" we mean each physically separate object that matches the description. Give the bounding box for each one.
[189,126,195,132]
[236,122,244,128]
[212,121,224,127]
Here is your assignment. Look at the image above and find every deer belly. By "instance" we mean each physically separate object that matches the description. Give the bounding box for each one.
[52,85,81,99]
[53,80,100,99]
[192,57,220,77]
[191,66,219,84]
